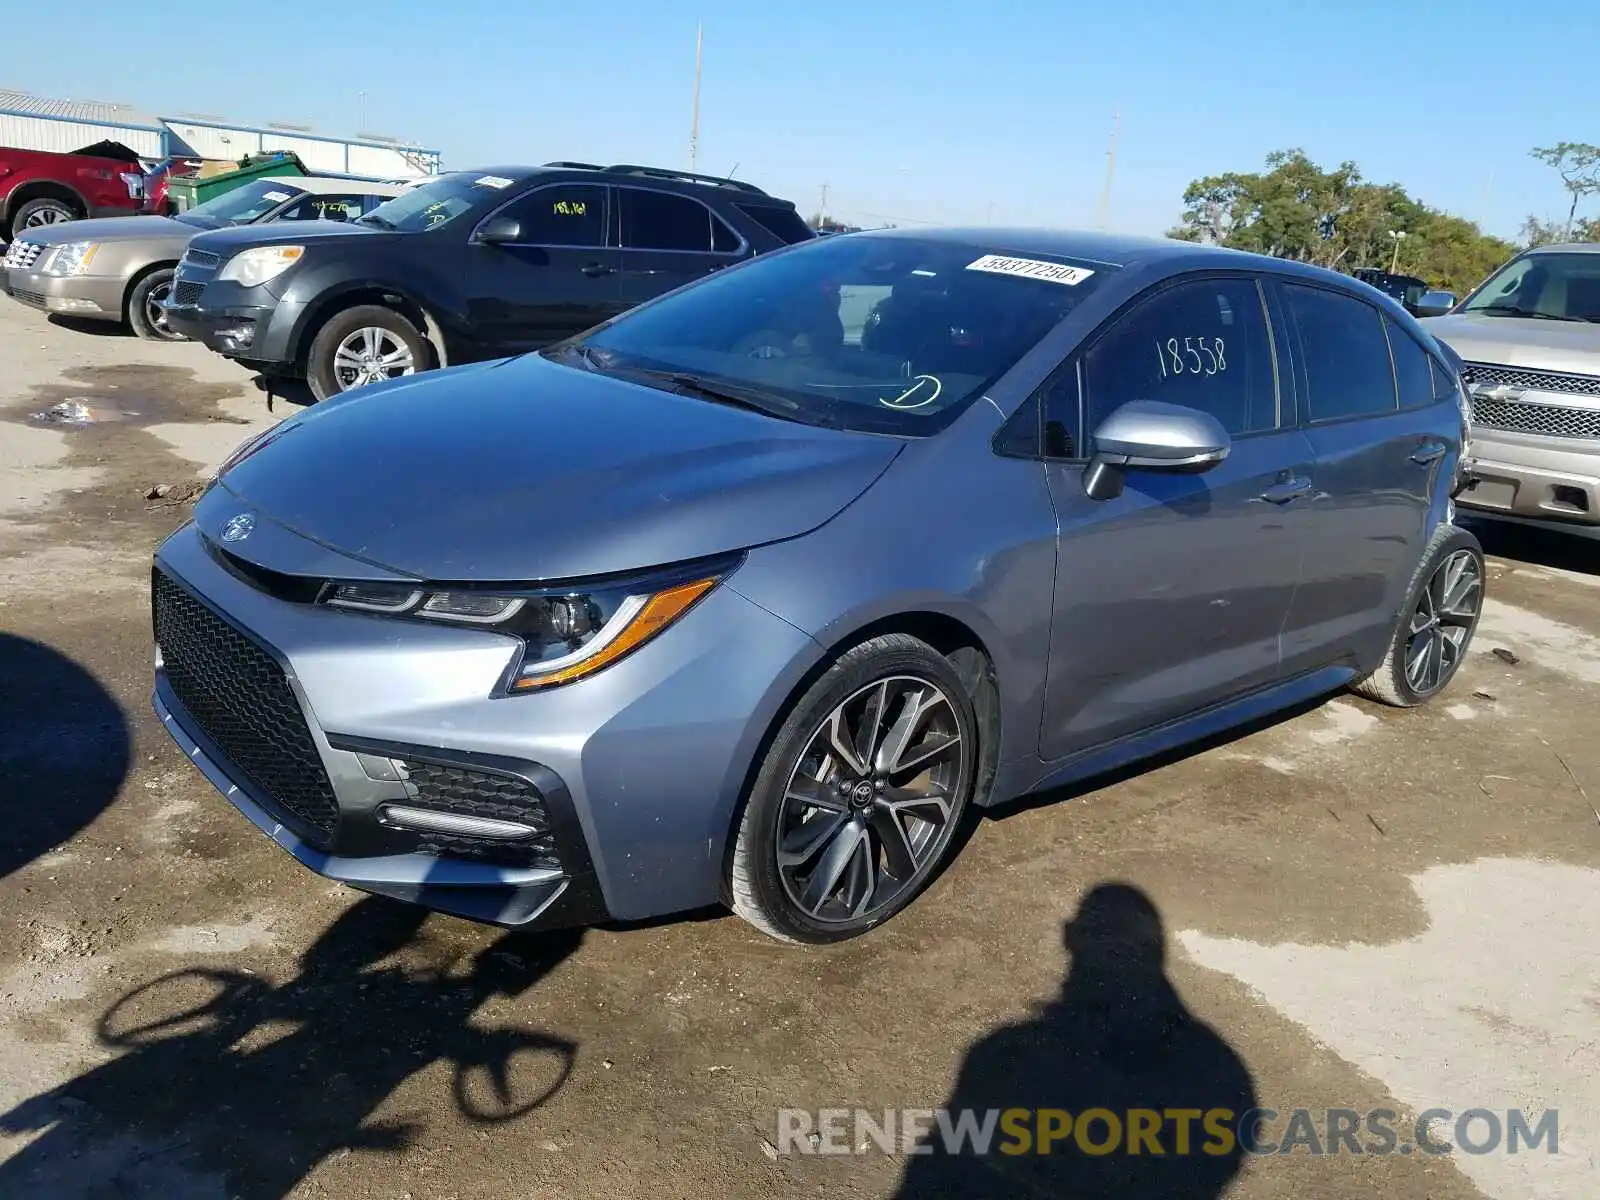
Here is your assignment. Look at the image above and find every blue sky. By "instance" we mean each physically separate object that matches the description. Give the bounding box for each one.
[9,0,1598,241]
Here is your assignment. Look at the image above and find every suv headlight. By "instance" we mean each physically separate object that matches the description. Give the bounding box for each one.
[42,242,100,276]
[217,245,304,287]
[320,558,737,693]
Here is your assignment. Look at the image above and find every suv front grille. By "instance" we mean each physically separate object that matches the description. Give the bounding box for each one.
[4,240,45,270]
[171,280,205,307]
[1463,362,1600,439]
[153,570,340,846]
[1463,362,1600,397]
[396,759,561,870]
[182,248,221,269]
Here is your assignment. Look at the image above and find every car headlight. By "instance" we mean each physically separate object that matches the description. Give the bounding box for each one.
[42,242,100,276]
[320,558,736,693]
[217,245,304,287]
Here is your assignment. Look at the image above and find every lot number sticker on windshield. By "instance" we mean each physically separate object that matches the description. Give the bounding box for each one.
[474,175,514,189]
[966,254,1095,286]
[262,191,292,203]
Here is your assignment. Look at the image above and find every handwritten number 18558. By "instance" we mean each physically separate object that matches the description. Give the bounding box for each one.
[1155,335,1227,378]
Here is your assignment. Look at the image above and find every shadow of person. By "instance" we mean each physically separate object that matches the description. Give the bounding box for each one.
[0,896,582,1199]
[895,884,1256,1200]
[0,634,130,881]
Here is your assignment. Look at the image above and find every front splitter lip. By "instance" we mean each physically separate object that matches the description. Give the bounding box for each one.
[152,679,567,896]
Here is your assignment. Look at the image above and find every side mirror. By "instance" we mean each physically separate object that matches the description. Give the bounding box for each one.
[1083,399,1231,502]
[1414,291,1456,318]
[474,216,522,245]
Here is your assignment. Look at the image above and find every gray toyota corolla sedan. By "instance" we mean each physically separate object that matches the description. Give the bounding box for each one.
[152,229,1484,943]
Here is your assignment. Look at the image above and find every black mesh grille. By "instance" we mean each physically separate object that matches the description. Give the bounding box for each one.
[153,570,339,846]
[1463,361,1600,397]
[11,289,46,309]
[1470,397,1600,440]
[171,280,205,306]
[183,249,221,268]
[397,760,560,870]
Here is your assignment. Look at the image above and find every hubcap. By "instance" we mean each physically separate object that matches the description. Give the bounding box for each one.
[333,327,416,390]
[1405,548,1483,695]
[146,281,173,334]
[23,207,69,228]
[776,676,968,924]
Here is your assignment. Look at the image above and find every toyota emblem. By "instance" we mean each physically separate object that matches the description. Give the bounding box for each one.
[221,513,255,543]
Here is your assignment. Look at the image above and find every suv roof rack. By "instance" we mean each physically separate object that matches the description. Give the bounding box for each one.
[599,163,769,196]
[543,160,606,170]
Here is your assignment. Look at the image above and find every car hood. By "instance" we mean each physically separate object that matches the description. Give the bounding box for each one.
[212,354,903,582]
[18,214,194,248]
[1420,313,1600,375]
[189,220,385,255]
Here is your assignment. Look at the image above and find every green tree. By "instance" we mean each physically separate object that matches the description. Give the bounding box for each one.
[1520,213,1600,247]
[1529,142,1600,240]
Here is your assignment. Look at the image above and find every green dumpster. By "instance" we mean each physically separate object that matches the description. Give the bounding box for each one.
[166,152,308,213]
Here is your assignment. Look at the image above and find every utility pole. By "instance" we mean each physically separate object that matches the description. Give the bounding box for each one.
[819,182,829,227]
[1096,110,1120,229]
[688,22,703,173]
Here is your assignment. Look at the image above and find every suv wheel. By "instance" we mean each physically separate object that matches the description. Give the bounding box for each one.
[1352,524,1485,707]
[306,305,427,401]
[729,634,978,944]
[11,197,78,238]
[128,269,185,342]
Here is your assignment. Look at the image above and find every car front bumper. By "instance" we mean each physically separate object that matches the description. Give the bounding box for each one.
[1457,425,1600,536]
[161,269,302,370]
[2,267,125,321]
[150,515,821,928]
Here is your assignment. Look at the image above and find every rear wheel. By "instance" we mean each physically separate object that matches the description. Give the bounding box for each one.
[1351,524,1485,707]
[306,305,427,401]
[128,268,184,341]
[10,197,79,239]
[729,634,978,944]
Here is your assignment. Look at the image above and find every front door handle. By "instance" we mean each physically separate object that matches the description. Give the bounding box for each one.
[1255,473,1312,505]
[581,263,615,278]
[1411,439,1448,465]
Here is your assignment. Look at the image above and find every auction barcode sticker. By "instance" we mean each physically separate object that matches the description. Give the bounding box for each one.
[966,254,1095,286]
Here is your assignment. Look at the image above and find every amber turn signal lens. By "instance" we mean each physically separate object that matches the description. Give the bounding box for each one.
[510,576,719,691]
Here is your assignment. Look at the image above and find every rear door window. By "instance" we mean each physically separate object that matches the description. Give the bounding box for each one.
[1386,317,1434,409]
[1284,284,1398,422]
[1081,276,1279,438]
[499,184,608,247]
[620,189,736,252]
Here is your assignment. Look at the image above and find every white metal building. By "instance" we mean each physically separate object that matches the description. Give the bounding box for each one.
[0,88,441,179]
[0,89,167,157]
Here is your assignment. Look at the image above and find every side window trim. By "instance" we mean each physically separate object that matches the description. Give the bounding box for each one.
[1281,279,1400,426]
[1261,278,1305,428]
[613,184,748,257]
[472,181,613,250]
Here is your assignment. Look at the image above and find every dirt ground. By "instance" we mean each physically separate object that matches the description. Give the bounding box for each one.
[1,296,1597,1200]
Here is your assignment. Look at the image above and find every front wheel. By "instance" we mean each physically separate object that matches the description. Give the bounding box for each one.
[306,305,427,401]
[10,197,79,239]
[729,634,978,944]
[1352,524,1485,707]
[128,268,185,341]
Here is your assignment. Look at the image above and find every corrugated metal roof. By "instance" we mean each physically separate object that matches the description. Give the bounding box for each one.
[0,87,164,130]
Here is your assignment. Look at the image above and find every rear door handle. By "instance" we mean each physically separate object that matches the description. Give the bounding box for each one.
[1411,439,1448,465]
[581,263,615,278]
[1255,473,1312,505]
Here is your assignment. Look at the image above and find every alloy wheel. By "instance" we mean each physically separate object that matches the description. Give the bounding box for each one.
[776,676,967,923]
[332,327,416,391]
[1405,548,1483,695]
[145,280,175,336]
[22,207,70,229]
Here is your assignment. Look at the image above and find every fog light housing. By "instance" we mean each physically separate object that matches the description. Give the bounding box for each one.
[378,804,542,841]
[49,296,103,313]
[219,320,256,349]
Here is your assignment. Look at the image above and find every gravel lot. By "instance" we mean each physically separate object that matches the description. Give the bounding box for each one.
[1,296,1597,1200]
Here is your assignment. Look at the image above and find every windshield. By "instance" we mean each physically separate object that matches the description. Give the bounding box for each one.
[564,235,1113,435]
[1461,252,1600,322]
[359,172,517,232]
[179,180,305,229]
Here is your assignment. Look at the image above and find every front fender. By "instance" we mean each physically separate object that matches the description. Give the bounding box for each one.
[279,268,463,366]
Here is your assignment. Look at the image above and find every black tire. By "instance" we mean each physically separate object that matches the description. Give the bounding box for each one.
[127,268,184,341]
[1351,524,1486,707]
[729,634,979,944]
[10,197,79,239]
[305,305,428,402]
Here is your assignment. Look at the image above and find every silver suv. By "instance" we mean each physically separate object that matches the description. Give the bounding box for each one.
[1423,244,1600,539]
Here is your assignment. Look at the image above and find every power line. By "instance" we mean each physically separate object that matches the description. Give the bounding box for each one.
[1097,110,1120,229]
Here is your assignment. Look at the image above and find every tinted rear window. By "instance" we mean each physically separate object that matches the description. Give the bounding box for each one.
[1386,317,1433,410]
[1284,284,1397,422]
[736,204,815,245]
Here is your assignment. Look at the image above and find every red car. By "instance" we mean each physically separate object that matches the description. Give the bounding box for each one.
[0,140,151,242]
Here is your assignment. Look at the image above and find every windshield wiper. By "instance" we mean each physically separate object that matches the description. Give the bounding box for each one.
[357,213,397,230]
[618,366,806,418]
[1473,304,1585,322]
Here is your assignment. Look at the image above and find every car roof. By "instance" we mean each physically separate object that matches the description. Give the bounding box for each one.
[261,175,407,197]
[446,163,786,202]
[1526,242,1600,256]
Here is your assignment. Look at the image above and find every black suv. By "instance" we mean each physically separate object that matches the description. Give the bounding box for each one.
[162,162,813,400]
